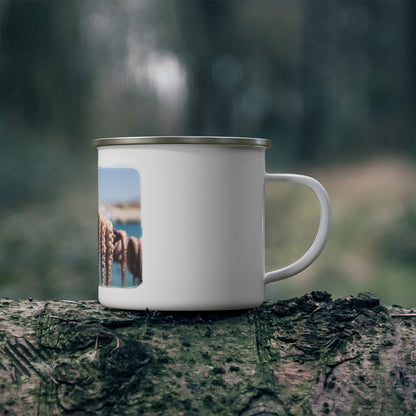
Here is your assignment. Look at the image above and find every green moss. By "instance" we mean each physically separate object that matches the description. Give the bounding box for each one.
[0,295,415,415]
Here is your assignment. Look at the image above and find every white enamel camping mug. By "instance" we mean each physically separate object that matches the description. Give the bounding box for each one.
[93,136,331,311]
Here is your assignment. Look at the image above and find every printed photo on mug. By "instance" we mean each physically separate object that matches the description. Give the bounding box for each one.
[98,168,142,288]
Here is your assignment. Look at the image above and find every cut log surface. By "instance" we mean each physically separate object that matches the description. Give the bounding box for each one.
[0,292,415,415]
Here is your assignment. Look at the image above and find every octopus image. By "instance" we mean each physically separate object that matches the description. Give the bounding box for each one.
[98,212,142,287]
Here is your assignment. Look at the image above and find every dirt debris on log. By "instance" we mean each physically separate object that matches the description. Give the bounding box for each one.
[0,292,415,415]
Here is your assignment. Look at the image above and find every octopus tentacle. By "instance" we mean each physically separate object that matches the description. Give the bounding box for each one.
[127,236,142,285]
[98,214,102,284]
[121,231,128,287]
[114,230,128,287]
[99,213,142,288]
[137,237,142,285]
[127,236,139,278]
[112,229,129,287]
[105,218,114,287]
[98,213,107,286]
[112,233,122,264]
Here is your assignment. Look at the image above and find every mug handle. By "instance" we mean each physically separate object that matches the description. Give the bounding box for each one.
[264,173,331,284]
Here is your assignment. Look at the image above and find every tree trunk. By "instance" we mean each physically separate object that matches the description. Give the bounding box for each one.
[0,292,415,415]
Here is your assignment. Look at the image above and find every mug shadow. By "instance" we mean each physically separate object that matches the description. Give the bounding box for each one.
[103,306,255,324]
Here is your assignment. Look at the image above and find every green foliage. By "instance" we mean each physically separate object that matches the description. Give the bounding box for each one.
[0,1,414,303]
[265,158,416,307]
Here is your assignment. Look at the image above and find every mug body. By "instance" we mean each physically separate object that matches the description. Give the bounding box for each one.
[95,137,269,310]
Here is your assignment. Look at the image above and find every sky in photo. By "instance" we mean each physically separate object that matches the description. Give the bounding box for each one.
[98,168,140,203]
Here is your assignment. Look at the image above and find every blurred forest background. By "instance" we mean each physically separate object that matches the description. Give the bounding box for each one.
[0,0,415,306]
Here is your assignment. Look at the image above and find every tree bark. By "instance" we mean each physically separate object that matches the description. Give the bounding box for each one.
[0,292,415,415]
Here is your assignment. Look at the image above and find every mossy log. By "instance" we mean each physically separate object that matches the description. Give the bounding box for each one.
[1,292,415,415]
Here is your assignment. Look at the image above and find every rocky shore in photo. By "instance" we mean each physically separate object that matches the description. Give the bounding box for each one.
[99,202,141,223]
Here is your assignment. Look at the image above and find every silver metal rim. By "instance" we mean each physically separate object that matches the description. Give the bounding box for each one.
[92,136,271,148]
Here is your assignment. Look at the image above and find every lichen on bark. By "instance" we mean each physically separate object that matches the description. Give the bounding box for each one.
[0,292,415,415]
